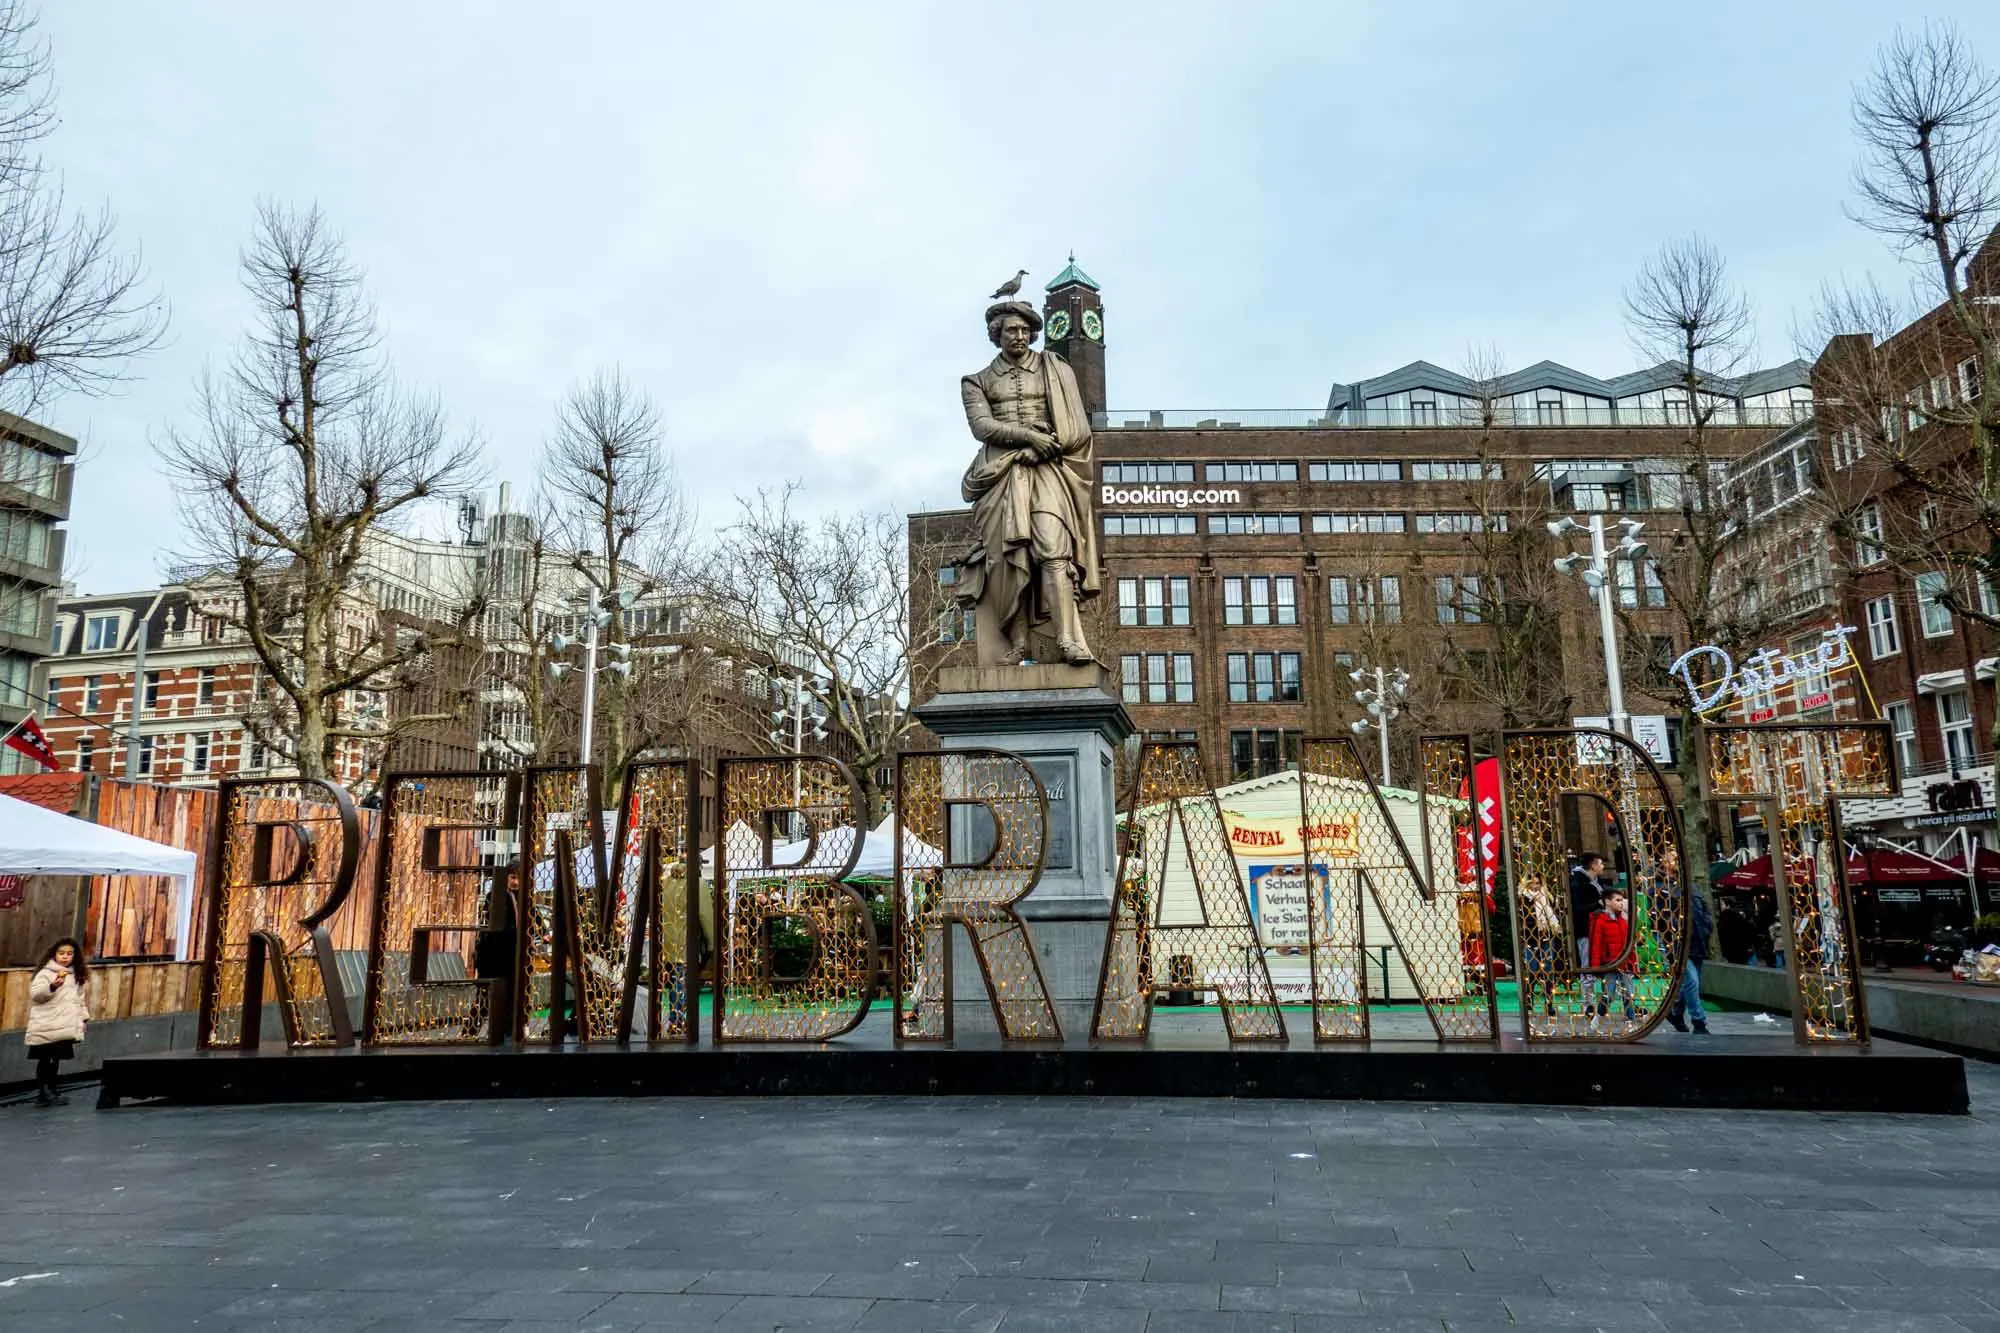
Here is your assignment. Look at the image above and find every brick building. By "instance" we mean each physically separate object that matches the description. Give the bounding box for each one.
[40,582,478,789]
[914,262,1811,790]
[1772,228,2000,860]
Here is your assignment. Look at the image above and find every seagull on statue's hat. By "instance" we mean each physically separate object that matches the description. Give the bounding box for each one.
[989,269,1028,299]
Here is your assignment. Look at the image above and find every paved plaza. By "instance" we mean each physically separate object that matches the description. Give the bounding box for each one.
[2,1042,1997,1332]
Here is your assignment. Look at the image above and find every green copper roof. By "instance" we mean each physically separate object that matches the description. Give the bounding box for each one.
[1044,252,1099,292]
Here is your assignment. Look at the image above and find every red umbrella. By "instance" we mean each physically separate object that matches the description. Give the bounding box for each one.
[1938,848,2000,889]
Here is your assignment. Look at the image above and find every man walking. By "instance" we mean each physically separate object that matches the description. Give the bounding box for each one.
[1668,885,1713,1034]
[1568,853,1607,972]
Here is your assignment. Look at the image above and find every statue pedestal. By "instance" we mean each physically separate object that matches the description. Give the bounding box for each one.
[914,664,1133,1038]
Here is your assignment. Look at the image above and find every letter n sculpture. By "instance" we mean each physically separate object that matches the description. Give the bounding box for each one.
[1091,739,1285,1042]
[1296,735,1499,1042]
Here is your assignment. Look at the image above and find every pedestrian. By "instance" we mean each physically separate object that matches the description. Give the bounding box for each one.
[1587,889,1638,1022]
[1668,888,1713,1035]
[1767,914,1786,970]
[1568,852,1607,974]
[26,937,89,1107]
[1517,874,1561,1016]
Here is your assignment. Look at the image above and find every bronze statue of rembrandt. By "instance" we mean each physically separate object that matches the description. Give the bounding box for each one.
[954,300,1099,666]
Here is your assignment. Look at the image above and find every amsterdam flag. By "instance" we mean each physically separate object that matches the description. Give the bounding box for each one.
[2,715,59,770]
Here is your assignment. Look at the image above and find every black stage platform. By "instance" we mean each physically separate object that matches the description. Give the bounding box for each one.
[97,1025,1970,1114]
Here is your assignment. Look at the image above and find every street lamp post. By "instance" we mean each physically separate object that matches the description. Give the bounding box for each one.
[549,585,634,769]
[768,672,828,813]
[1349,664,1409,787]
[1549,514,1648,737]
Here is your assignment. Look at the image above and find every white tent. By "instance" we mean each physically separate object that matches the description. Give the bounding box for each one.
[764,816,939,880]
[0,792,201,961]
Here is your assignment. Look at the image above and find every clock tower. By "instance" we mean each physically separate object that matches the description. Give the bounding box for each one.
[1042,254,1105,421]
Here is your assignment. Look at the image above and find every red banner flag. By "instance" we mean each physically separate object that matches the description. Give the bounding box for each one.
[3,715,59,771]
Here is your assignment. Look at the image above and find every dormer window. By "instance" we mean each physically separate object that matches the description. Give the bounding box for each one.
[83,612,121,652]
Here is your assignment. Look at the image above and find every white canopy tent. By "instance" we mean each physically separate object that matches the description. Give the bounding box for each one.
[762,816,940,881]
[0,792,201,961]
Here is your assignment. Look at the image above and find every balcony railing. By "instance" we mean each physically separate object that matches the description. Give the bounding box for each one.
[1096,404,1813,431]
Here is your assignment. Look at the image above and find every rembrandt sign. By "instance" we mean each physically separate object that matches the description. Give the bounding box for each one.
[195,724,1895,1059]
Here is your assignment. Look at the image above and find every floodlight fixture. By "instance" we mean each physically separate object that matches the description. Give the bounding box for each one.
[1553,553,1587,576]
[549,661,571,681]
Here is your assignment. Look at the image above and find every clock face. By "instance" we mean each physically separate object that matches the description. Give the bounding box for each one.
[1082,309,1103,341]
[1046,310,1071,341]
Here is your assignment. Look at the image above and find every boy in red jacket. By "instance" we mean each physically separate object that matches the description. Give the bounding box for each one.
[1587,889,1638,1020]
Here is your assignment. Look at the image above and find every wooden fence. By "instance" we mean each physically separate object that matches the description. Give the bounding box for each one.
[0,960,200,1030]
[0,777,383,963]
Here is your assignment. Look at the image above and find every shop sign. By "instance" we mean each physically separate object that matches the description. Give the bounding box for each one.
[1099,485,1241,509]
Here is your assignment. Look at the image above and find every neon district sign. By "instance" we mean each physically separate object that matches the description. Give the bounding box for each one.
[1668,625,1859,720]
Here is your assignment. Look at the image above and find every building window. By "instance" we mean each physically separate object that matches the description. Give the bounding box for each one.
[1408,460,1502,482]
[134,735,154,777]
[1124,653,1193,704]
[1207,513,1300,536]
[1118,576,1191,626]
[1916,571,1954,637]
[1434,575,1484,624]
[1102,462,1194,484]
[75,736,93,773]
[190,733,211,773]
[45,676,59,708]
[1327,575,1401,625]
[1960,357,1982,403]
[1226,652,1302,703]
[1615,559,1667,609]
[1865,595,1901,659]
[1831,424,1865,470]
[1854,504,1885,566]
[1312,512,1406,535]
[1415,513,1506,534]
[142,670,160,709]
[1103,513,1198,537]
[1229,729,1302,781]
[83,613,119,652]
[1309,461,1402,482]
[1204,461,1297,483]
[1938,689,1977,770]
[1222,575,1297,626]
[1884,700,1918,774]
[82,675,100,711]
[249,740,268,770]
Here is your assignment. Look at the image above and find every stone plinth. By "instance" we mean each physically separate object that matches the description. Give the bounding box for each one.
[914,663,1133,1038]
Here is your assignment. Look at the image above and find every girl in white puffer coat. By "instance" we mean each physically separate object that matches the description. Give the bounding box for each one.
[26,937,89,1107]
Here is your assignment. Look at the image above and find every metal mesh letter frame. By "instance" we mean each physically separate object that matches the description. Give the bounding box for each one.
[1704,722,1894,1045]
[1092,739,1287,1043]
[364,770,522,1045]
[515,766,602,1045]
[611,760,702,1044]
[713,755,880,1042]
[1499,728,1689,1043]
[197,778,361,1050]
[1296,735,1499,1042]
[893,749,1062,1043]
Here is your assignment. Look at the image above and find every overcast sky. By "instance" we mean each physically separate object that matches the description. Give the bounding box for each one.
[32,1,2000,593]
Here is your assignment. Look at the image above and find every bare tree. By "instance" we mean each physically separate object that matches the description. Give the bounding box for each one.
[1624,234,1759,876]
[535,369,695,799]
[708,486,953,822]
[156,203,483,782]
[1425,347,1575,730]
[0,0,163,411]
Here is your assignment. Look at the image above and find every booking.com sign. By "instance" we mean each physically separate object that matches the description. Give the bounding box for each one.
[1099,485,1242,509]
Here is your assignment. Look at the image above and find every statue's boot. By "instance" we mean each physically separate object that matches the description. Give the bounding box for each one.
[1042,560,1094,664]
